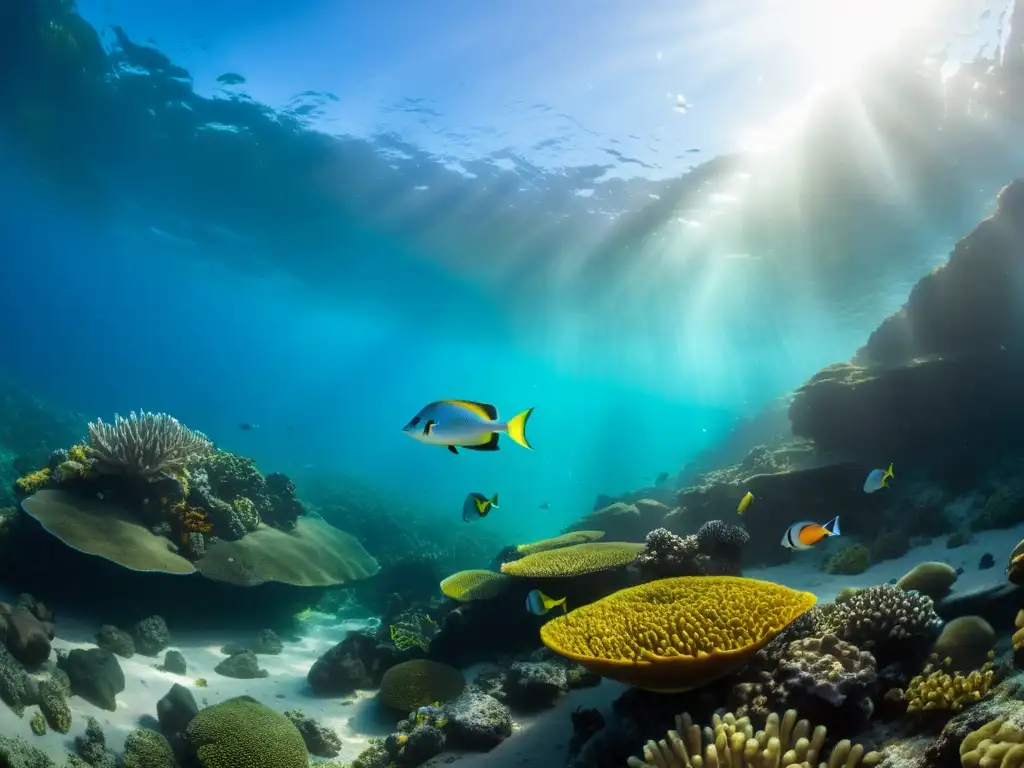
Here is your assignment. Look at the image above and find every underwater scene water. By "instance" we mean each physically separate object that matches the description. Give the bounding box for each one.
[3,0,1024,766]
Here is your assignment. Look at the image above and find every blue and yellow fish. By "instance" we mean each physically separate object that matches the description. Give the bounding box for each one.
[402,400,534,455]
[863,463,894,493]
[462,492,499,522]
[525,589,566,616]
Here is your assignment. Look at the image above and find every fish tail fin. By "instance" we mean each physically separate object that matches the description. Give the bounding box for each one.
[491,493,499,508]
[542,592,566,611]
[824,516,841,536]
[504,407,535,450]
[883,462,894,486]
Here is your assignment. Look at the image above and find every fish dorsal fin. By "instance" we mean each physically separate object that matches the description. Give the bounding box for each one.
[444,399,498,421]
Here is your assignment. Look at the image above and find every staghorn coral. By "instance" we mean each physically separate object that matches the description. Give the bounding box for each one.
[378,660,466,712]
[541,576,816,692]
[186,696,307,768]
[731,634,876,719]
[86,411,212,479]
[904,657,998,713]
[960,718,1024,768]
[440,570,510,602]
[626,708,884,768]
[389,610,441,652]
[897,561,958,600]
[823,545,870,575]
[501,541,645,577]
[813,583,942,651]
[516,530,606,555]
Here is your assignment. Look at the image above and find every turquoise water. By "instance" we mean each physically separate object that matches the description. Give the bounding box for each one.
[0,0,1015,549]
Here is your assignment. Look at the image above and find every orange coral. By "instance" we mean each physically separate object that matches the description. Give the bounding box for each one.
[180,506,212,545]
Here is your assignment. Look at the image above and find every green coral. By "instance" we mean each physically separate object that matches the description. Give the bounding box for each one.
[971,489,1024,531]
[231,497,260,531]
[39,677,72,733]
[0,734,56,767]
[824,544,871,575]
[348,738,391,768]
[196,452,266,503]
[389,611,440,652]
[29,710,46,736]
[123,728,177,768]
[15,468,51,495]
[185,696,308,768]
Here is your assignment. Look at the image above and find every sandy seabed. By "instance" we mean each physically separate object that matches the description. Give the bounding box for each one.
[2,521,1020,767]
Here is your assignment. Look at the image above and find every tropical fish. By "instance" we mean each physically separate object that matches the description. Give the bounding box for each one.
[781,516,841,550]
[462,492,499,522]
[238,423,258,431]
[654,471,669,485]
[737,491,754,514]
[525,589,566,616]
[863,463,894,493]
[402,400,534,454]
[538,502,550,510]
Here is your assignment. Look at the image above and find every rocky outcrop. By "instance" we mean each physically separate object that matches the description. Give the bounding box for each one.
[789,180,1024,467]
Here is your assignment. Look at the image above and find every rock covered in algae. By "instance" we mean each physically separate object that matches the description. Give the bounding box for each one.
[897,561,959,600]
[540,575,816,692]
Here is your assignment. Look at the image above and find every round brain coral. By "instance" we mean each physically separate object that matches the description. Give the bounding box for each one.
[378,660,466,712]
[540,575,816,692]
[439,570,509,602]
[501,541,645,578]
[185,696,308,768]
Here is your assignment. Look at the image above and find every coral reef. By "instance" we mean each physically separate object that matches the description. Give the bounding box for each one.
[932,617,996,671]
[627,708,884,768]
[500,541,645,577]
[85,411,212,479]
[185,696,308,768]
[378,659,466,712]
[898,562,959,601]
[635,521,749,578]
[439,569,510,602]
[824,545,871,575]
[516,530,606,555]
[904,658,998,713]
[541,575,816,691]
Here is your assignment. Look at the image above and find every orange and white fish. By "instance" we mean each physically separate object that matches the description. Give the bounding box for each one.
[781,516,841,550]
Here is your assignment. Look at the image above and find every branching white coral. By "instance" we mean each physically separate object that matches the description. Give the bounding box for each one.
[85,410,212,479]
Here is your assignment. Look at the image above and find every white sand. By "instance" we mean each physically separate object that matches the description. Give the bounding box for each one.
[1,523,1020,766]
[0,609,386,764]
[746,522,1024,603]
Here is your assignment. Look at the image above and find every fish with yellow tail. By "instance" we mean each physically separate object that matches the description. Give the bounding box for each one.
[863,463,893,493]
[781,516,841,550]
[462,492,499,522]
[402,400,534,454]
[525,589,566,616]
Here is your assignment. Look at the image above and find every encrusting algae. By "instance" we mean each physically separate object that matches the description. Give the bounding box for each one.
[541,575,816,692]
[627,708,884,768]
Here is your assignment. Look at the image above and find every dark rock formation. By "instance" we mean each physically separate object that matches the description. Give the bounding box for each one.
[95,625,134,659]
[789,180,1024,471]
[132,615,172,657]
[306,631,395,696]
[60,648,125,711]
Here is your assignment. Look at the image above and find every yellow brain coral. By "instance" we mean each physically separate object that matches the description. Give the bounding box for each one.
[516,530,606,555]
[439,570,509,602]
[378,660,465,712]
[501,541,645,578]
[541,576,816,692]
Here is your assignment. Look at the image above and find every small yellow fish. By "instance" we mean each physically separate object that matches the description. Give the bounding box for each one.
[194,678,208,688]
[737,491,754,514]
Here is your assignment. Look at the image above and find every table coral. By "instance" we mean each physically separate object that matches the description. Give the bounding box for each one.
[541,575,816,692]
[501,541,645,577]
[516,530,605,555]
[439,570,509,602]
